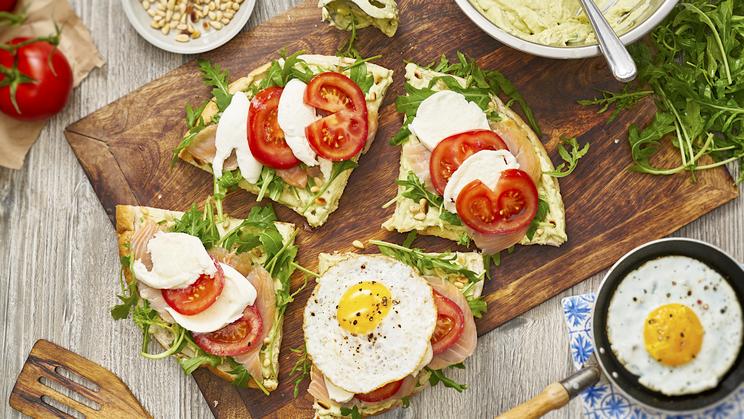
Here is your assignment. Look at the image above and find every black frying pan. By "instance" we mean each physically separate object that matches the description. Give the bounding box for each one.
[498,238,744,418]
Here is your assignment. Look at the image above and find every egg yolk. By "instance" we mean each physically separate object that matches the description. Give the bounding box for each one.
[337,281,392,335]
[643,303,704,366]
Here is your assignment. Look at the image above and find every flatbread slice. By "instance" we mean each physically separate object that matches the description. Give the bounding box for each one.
[115,204,297,392]
[178,54,394,228]
[383,63,567,248]
[319,0,400,37]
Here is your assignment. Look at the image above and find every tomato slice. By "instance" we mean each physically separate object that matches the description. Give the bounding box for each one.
[456,169,538,235]
[248,86,300,169]
[429,130,509,195]
[355,379,403,402]
[162,257,224,315]
[304,71,368,115]
[431,290,465,355]
[192,305,263,356]
[305,109,368,161]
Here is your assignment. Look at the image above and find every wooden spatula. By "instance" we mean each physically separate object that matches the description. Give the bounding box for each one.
[9,339,151,418]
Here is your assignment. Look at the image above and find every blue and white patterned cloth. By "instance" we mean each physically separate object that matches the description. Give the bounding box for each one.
[561,294,744,419]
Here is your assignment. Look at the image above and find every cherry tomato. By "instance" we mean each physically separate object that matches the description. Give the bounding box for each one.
[0,38,73,121]
[355,379,403,402]
[430,290,465,355]
[193,305,263,356]
[0,0,17,12]
[248,86,300,169]
[304,71,367,115]
[162,257,224,315]
[429,130,508,195]
[305,109,368,161]
[456,169,538,235]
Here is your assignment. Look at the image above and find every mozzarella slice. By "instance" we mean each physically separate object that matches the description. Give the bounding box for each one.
[213,92,263,183]
[133,232,217,289]
[278,79,320,166]
[165,263,257,334]
[408,90,490,150]
[325,377,355,403]
[443,150,519,213]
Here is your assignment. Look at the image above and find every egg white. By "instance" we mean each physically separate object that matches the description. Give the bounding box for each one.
[606,255,743,395]
[303,254,437,394]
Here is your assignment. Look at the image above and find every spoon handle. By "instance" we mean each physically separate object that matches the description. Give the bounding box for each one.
[579,0,637,82]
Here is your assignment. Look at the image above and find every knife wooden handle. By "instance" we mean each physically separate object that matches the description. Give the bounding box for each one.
[496,382,569,419]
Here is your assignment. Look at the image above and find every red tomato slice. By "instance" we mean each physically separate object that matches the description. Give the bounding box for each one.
[248,86,300,169]
[0,0,18,12]
[455,169,538,235]
[429,130,509,195]
[355,379,403,402]
[162,257,224,315]
[305,109,368,161]
[192,305,263,356]
[304,71,367,115]
[431,290,465,355]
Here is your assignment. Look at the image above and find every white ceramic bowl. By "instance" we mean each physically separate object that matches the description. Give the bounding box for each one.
[121,0,256,54]
[454,0,679,59]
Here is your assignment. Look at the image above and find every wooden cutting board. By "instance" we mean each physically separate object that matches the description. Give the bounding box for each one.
[64,0,738,417]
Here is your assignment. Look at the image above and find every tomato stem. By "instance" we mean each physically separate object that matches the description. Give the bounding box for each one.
[0,11,26,27]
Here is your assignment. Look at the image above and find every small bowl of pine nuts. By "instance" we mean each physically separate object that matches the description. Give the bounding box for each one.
[122,0,256,54]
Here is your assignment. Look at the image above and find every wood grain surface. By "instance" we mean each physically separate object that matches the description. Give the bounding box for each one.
[2,1,742,419]
[61,0,741,417]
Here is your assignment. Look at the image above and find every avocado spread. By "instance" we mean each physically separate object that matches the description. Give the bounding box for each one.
[469,0,654,46]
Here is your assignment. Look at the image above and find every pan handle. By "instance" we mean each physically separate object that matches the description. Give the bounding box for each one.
[496,366,600,419]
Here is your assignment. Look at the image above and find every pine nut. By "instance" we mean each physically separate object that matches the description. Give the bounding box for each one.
[352,240,365,249]
[175,33,189,42]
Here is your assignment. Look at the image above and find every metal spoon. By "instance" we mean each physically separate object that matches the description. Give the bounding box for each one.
[578,0,637,82]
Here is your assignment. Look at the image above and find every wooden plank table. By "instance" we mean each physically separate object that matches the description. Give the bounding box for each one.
[0,1,742,418]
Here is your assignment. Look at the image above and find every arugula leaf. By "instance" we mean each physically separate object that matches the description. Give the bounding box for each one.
[524,197,549,241]
[348,60,374,94]
[197,59,232,113]
[340,406,362,419]
[172,102,208,163]
[370,240,482,285]
[396,172,462,226]
[578,86,653,123]
[225,358,268,393]
[579,0,744,180]
[426,366,468,392]
[255,167,286,202]
[213,170,244,222]
[111,276,137,320]
[483,253,500,280]
[289,345,311,398]
[401,396,411,408]
[402,231,418,248]
[171,204,220,249]
[544,137,590,178]
[337,18,362,59]
[254,50,311,92]
[179,349,221,375]
[467,296,487,318]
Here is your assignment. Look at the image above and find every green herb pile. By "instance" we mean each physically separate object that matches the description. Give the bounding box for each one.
[580,0,744,181]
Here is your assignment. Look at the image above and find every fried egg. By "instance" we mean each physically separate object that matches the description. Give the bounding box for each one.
[607,255,743,395]
[303,254,437,395]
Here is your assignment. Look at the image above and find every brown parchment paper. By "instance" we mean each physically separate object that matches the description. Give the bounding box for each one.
[0,0,104,170]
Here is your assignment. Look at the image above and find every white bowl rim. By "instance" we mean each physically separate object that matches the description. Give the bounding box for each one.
[453,0,679,59]
[121,0,257,55]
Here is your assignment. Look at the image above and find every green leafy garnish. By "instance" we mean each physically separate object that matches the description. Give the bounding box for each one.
[254,50,312,92]
[577,86,653,124]
[111,260,138,321]
[467,296,487,318]
[171,203,220,249]
[348,60,375,94]
[197,59,232,113]
[255,167,286,202]
[337,18,362,59]
[426,364,468,392]
[396,172,462,226]
[579,0,744,181]
[525,198,549,241]
[370,240,482,285]
[289,345,311,398]
[340,406,362,419]
[544,137,590,178]
[172,102,208,163]
[401,396,411,408]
